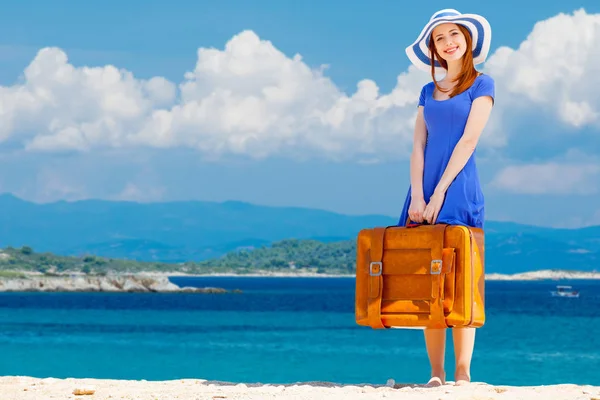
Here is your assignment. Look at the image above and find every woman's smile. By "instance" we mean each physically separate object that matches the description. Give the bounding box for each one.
[444,46,459,55]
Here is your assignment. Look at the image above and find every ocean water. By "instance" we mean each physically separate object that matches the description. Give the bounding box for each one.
[0,277,598,387]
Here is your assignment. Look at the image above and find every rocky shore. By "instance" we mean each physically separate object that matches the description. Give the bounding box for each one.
[485,269,600,281]
[0,274,233,293]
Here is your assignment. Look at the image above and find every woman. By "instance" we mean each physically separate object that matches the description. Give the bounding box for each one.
[398,9,495,386]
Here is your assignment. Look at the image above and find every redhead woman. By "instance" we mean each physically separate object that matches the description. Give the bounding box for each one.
[398,9,495,386]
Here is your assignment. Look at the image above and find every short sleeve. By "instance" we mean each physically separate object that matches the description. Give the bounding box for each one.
[472,74,495,104]
[418,84,428,107]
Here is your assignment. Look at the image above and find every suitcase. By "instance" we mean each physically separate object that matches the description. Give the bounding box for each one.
[355,223,485,329]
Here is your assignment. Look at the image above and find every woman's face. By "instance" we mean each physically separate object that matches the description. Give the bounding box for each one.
[431,23,467,63]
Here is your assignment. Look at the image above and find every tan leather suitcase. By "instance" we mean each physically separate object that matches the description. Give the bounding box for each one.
[355,223,485,329]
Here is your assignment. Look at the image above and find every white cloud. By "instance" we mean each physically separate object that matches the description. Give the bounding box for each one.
[484,8,600,131]
[0,47,176,151]
[0,10,599,163]
[132,30,427,161]
[112,182,166,202]
[21,167,89,202]
[556,207,600,228]
[489,162,600,194]
[0,30,428,161]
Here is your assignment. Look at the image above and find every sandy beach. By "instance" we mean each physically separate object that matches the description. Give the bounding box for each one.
[0,376,598,400]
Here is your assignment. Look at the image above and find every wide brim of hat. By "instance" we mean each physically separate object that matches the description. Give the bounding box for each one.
[405,13,491,73]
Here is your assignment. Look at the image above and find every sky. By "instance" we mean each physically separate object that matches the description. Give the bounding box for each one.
[0,0,599,229]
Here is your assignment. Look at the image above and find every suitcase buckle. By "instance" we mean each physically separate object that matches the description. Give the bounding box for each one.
[431,259,442,274]
[369,261,382,276]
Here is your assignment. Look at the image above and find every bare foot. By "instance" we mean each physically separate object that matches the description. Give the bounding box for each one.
[426,377,444,387]
[426,371,445,387]
[454,372,471,386]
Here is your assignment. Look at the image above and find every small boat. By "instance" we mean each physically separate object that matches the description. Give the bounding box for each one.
[550,285,579,298]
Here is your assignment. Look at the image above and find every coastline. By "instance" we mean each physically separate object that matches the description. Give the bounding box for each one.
[162,271,356,278]
[2,268,600,285]
[1,376,598,400]
[0,274,233,293]
[484,269,600,281]
[160,269,600,281]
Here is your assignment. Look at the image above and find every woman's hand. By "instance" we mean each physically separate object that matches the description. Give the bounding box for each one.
[408,196,427,224]
[423,190,446,224]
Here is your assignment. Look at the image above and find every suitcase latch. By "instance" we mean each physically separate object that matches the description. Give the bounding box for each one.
[369,261,382,276]
[431,259,442,274]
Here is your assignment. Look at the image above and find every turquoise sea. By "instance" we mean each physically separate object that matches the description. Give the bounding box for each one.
[0,277,598,386]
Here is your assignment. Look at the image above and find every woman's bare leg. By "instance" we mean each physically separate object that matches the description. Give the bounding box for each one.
[452,327,476,385]
[423,328,447,386]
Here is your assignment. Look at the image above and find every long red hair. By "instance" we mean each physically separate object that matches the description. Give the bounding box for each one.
[428,24,478,97]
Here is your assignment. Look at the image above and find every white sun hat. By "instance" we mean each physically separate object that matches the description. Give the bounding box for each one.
[405,9,492,74]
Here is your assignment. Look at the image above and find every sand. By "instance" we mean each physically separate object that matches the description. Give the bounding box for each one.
[1,376,598,400]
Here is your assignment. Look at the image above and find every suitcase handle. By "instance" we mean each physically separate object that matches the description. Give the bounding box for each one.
[405,216,431,228]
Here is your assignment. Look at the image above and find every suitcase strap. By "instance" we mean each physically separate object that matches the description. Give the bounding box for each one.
[367,227,386,329]
[367,224,448,329]
[429,226,448,328]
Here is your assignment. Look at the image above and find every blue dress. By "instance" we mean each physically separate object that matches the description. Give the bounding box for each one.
[397,74,495,229]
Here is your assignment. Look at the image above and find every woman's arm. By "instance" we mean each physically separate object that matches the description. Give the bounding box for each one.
[433,96,493,195]
[407,106,428,224]
[410,106,428,201]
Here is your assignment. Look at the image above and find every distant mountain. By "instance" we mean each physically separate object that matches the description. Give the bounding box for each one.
[0,193,392,262]
[0,193,598,273]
